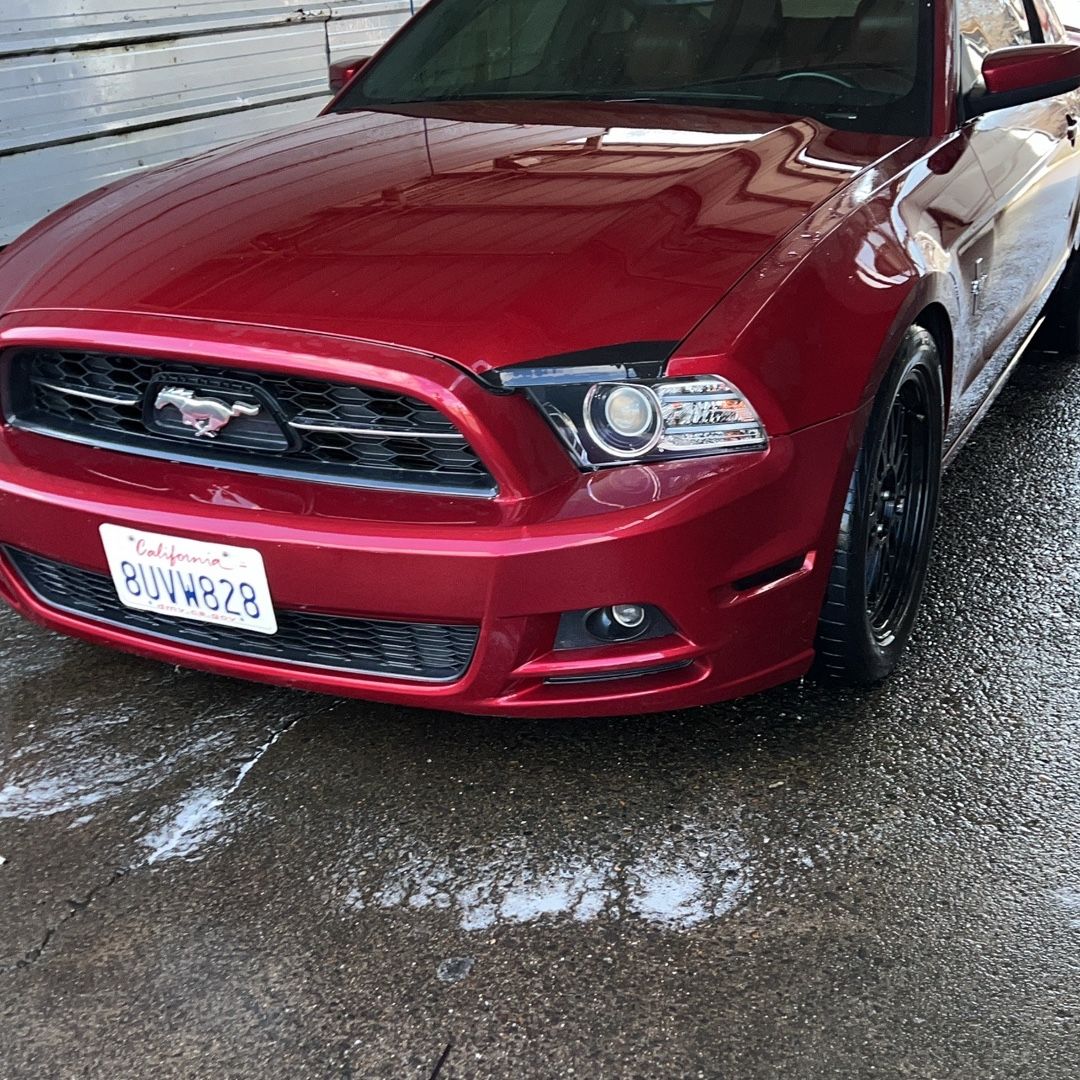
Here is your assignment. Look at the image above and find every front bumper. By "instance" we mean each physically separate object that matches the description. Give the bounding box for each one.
[0,313,857,717]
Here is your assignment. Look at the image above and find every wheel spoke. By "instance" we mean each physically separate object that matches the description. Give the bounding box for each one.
[890,406,905,469]
[881,412,897,474]
[863,359,938,641]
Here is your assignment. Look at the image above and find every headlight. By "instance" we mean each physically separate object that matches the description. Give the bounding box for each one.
[584,383,663,458]
[501,369,768,467]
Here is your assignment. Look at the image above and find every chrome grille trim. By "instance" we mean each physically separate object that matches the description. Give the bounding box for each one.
[288,420,467,441]
[37,381,141,406]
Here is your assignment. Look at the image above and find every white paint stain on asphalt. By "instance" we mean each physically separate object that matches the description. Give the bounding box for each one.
[342,832,753,931]
[139,716,300,864]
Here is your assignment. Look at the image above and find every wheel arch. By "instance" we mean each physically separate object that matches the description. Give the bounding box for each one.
[861,274,958,423]
[912,302,954,425]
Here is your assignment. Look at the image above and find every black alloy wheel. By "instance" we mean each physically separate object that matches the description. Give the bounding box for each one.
[815,326,944,686]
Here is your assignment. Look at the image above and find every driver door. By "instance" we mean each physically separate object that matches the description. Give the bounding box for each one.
[957,0,1080,408]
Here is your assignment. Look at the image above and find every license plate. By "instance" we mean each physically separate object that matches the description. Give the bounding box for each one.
[99,524,278,635]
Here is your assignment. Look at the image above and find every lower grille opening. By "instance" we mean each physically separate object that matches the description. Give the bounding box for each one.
[5,547,478,683]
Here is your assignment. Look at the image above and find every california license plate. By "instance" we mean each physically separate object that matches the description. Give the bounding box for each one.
[99,524,278,635]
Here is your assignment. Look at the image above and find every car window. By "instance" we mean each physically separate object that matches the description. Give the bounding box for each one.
[344,0,933,137]
[957,0,1035,91]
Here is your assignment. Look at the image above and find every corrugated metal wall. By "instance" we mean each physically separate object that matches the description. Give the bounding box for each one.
[0,1,424,245]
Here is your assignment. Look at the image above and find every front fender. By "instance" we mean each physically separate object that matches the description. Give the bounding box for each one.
[667,141,965,438]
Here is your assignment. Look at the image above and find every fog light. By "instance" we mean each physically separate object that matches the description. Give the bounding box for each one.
[585,603,654,643]
[555,604,676,650]
[610,603,647,629]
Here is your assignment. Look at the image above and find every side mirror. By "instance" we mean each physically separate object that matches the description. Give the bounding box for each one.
[329,56,371,94]
[968,43,1080,117]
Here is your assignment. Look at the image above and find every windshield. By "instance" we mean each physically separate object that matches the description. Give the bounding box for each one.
[336,0,933,136]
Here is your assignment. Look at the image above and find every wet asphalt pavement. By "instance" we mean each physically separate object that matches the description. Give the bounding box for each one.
[1,353,1078,1079]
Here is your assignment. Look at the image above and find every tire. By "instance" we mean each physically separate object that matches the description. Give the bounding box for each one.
[814,326,944,687]
[1041,249,1080,356]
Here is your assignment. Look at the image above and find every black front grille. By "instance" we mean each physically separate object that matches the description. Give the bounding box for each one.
[3,348,496,495]
[6,548,479,683]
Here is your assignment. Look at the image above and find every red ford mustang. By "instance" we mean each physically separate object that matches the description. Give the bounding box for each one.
[1,0,1079,717]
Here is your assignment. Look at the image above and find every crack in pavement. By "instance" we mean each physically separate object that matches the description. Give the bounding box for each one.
[4,866,130,974]
[3,714,303,973]
[429,1041,454,1080]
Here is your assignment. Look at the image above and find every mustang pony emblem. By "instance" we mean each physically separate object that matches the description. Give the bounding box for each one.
[154,387,261,438]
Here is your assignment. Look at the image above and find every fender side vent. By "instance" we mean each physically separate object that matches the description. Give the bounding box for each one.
[732,555,810,594]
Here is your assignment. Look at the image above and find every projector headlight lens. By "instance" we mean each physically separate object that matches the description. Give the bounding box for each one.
[585,384,662,458]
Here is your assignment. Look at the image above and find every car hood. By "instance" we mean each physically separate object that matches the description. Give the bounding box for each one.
[0,102,906,374]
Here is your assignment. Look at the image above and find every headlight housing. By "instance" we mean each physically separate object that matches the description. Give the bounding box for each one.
[500,369,768,467]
